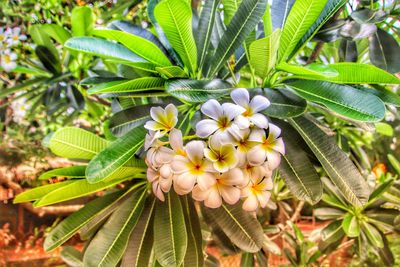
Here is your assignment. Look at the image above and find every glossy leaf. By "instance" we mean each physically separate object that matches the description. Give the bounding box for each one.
[38,166,86,180]
[240,253,254,267]
[223,0,242,25]
[287,80,385,122]
[196,0,220,71]
[40,24,71,44]
[166,79,232,102]
[362,222,384,248]
[261,88,306,118]
[92,29,171,66]
[270,0,295,30]
[279,0,329,62]
[369,29,400,74]
[49,127,109,160]
[65,37,147,63]
[13,180,75,203]
[60,247,83,267]
[208,0,268,77]
[277,62,338,80]
[154,0,197,74]
[121,197,156,267]
[109,104,158,137]
[342,213,360,237]
[87,77,165,95]
[203,203,264,253]
[156,66,188,79]
[289,116,370,206]
[44,190,125,251]
[154,191,188,267]
[314,207,345,220]
[278,123,322,204]
[83,188,147,267]
[34,175,135,207]
[35,45,61,75]
[182,196,203,267]
[86,126,147,183]
[327,63,400,84]
[249,29,281,78]
[71,6,93,36]
[290,0,346,59]
[339,39,358,62]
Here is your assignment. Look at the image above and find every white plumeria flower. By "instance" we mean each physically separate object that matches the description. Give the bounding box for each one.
[241,175,273,211]
[144,130,159,150]
[0,28,8,46]
[247,124,285,169]
[1,49,17,72]
[204,136,238,173]
[169,128,186,156]
[192,168,244,208]
[10,93,31,124]
[147,163,169,201]
[231,88,270,129]
[147,143,173,168]
[171,140,217,195]
[239,161,272,188]
[144,104,178,136]
[196,99,245,143]
[6,27,27,46]
[230,128,260,166]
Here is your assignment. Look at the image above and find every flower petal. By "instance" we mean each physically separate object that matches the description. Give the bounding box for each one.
[192,185,209,201]
[204,187,222,208]
[268,123,281,138]
[201,99,223,120]
[266,150,281,169]
[250,95,270,112]
[250,113,269,129]
[171,155,190,174]
[273,137,286,155]
[242,194,258,211]
[219,185,241,205]
[234,115,250,129]
[248,128,266,143]
[185,140,205,163]
[256,191,271,208]
[153,182,165,201]
[197,172,217,191]
[174,172,196,193]
[222,103,246,121]
[247,145,267,166]
[196,119,219,138]
[169,128,184,153]
[220,168,244,186]
[231,88,250,107]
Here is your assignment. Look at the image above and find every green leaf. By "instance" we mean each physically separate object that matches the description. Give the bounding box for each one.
[208,0,268,77]
[203,203,264,253]
[49,127,109,160]
[223,0,242,25]
[156,66,188,79]
[277,62,338,80]
[38,166,86,180]
[166,79,232,103]
[367,179,394,206]
[11,65,51,77]
[92,29,171,67]
[35,45,61,74]
[182,196,204,267]
[249,29,281,78]
[121,197,156,267]
[261,88,306,118]
[318,220,345,253]
[154,191,188,267]
[60,247,83,267]
[375,122,393,137]
[289,116,370,206]
[369,28,400,74]
[278,123,322,204]
[287,80,385,122]
[40,24,72,44]
[0,78,47,98]
[270,0,295,30]
[155,0,197,74]
[342,213,360,237]
[29,25,58,59]
[314,207,345,220]
[278,0,328,62]
[196,0,220,71]
[240,253,254,267]
[83,188,147,267]
[13,180,75,203]
[109,104,158,137]
[71,6,94,36]
[44,190,125,251]
[290,0,346,59]
[362,222,384,248]
[354,86,400,107]
[65,37,147,63]
[326,63,400,84]
[34,175,135,207]
[86,126,147,183]
[87,77,165,95]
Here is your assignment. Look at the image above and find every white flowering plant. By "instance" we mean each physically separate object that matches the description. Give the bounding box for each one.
[13,0,400,266]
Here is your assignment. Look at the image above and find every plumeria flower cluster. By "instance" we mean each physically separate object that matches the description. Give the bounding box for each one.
[0,27,27,72]
[144,89,285,212]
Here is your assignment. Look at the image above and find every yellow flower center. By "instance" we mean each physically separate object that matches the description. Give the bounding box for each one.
[242,107,253,117]
[13,35,18,41]
[218,116,230,129]
[4,55,11,63]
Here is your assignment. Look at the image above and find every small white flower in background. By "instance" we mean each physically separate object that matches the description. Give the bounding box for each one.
[171,140,217,195]
[241,175,273,212]
[1,49,17,72]
[144,104,178,136]
[231,88,270,129]
[6,27,27,46]
[196,99,245,143]
[10,93,31,124]
[247,124,285,169]
[192,168,244,208]
[0,28,8,46]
